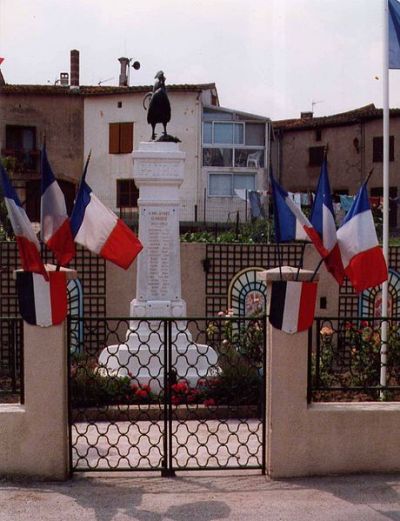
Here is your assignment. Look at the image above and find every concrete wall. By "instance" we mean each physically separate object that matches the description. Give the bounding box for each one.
[106,243,207,317]
[266,286,400,478]
[0,323,69,480]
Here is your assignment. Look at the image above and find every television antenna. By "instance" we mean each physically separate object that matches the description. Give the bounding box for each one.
[311,99,324,113]
[98,77,114,86]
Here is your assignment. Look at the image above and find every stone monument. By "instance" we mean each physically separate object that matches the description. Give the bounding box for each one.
[99,141,218,390]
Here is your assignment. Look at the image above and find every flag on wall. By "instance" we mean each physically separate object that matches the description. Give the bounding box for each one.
[389,0,400,68]
[40,145,75,266]
[269,280,318,334]
[16,271,67,327]
[70,160,143,269]
[337,183,388,293]
[310,159,345,285]
[0,163,48,279]
[270,172,324,251]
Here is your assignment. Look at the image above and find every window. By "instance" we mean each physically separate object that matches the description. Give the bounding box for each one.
[309,146,325,166]
[202,113,265,169]
[213,123,244,144]
[208,172,256,197]
[315,129,322,142]
[4,125,38,171]
[117,179,139,207]
[234,149,264,168]
[373,136,394,162]
[203,148,233,167]
[109,122,133,154]
[245,124,265,146]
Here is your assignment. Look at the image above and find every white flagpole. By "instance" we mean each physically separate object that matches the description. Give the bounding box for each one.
[381,0,390,393]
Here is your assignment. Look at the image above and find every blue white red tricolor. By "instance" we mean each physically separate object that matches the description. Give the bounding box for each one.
[310,159,345,285]
[0,162,48,279]
[389,0,400,69]
[40,145,75,266]
[16,271,67,327]
[269,280,318,334]
[270,171,324,250]
[337,183,388,293]
[70,171,143,269]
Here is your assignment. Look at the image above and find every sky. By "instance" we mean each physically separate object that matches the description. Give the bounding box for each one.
[0,0,398,120]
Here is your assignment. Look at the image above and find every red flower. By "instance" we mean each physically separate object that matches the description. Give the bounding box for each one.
[171,395,182,405]
[130,383,138,393]
[172,382,189,394]
[135,389,148,399]
[203,398,216,407]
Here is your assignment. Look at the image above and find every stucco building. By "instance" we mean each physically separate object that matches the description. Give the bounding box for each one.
[0,85,84,221]
[0,51,271,224]
[272,104,400,228]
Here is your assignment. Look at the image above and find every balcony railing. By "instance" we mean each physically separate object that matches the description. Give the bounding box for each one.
[1,148,40,173]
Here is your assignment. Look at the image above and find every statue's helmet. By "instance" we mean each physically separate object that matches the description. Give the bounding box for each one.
[154,70,165,80]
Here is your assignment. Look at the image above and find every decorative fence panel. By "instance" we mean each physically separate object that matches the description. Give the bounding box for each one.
[0,317,23,402]
[0,241,106,398]
[205,243,304,316]
[69,315,266,474]
[308,316,400,402]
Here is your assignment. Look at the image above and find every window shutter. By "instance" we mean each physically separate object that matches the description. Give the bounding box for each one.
[109,123,120,154]
[120,122,133,153]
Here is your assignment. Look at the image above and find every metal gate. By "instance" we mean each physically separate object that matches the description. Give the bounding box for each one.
[68,315,266,475]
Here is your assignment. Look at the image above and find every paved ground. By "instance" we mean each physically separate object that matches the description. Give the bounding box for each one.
[1,473,400,521]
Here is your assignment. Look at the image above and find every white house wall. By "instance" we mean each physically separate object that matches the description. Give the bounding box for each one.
[83,91,202,217]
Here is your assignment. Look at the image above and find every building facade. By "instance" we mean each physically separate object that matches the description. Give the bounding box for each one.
[273,104,400,228]
[0,52,271,225]
[0,85,84,221]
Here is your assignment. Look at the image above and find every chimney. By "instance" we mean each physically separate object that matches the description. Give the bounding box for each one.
[70,49,80,88]
[300,111,313,120]
[118,57,130,86]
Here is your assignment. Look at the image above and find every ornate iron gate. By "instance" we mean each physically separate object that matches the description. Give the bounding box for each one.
[68,315,266,475]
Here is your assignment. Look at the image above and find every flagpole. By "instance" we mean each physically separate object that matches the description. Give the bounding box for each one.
[381,0,390,394]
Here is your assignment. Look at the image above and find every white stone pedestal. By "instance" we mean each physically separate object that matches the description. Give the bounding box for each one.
[99,142,217,390]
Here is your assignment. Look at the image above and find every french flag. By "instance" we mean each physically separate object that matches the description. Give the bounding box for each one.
[269,280,318,334]
[0,163,48,279]
[270,172,324,250]
[337,183,388,293]
[40,145,75,266]
[16,271,67,327]
[310,159,345,285]
[70,162,143,269]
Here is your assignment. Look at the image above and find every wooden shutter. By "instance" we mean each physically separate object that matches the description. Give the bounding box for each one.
[120,122,133,153]
[109,123,120,154]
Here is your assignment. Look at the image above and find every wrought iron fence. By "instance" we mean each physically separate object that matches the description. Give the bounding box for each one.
[68,315,266,474]
[308,317,400,402]
[0,317,23,403]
